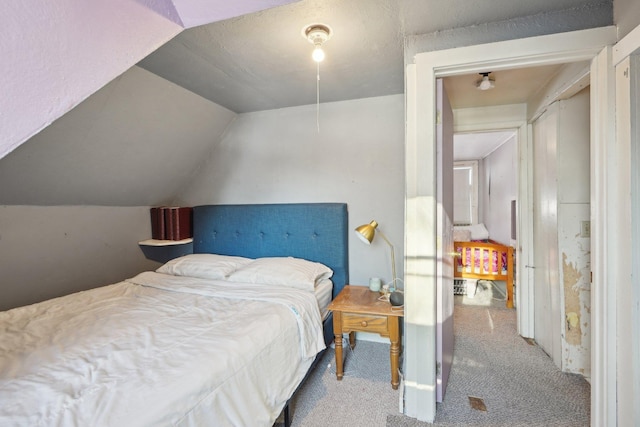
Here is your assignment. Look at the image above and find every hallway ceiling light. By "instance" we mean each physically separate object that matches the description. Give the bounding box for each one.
[476,72,495,90]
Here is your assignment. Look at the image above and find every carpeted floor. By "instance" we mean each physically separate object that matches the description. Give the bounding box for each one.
[277,283,590,426]
[455,279,509,309]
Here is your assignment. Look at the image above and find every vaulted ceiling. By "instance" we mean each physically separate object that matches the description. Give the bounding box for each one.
[0,0,613,206]
[1,0,612,160]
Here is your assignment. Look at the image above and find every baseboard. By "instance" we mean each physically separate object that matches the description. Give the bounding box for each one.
[355,331,390,344]
[327,332,392,345]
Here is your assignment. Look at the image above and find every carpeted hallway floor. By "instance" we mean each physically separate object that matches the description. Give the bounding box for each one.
[278,283,590,426]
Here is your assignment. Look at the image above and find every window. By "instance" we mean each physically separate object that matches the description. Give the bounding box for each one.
[453,161,478,225]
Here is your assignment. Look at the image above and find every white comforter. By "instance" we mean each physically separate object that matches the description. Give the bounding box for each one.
[0,272,325,427]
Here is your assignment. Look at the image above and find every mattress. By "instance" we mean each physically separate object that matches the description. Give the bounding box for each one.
[315,278,333,319]
[0,272,325,427]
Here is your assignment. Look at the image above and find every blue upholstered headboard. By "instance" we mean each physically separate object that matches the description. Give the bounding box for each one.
[192,203,349,298]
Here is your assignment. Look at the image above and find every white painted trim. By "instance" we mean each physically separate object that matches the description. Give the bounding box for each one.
[613,54,637,427]
[404,63,438,422]
[628,55,640,427]
[453,104,527,133]
[589,46,617,427]
[355,331,391,344]
[414,27,617,74]
[518,123,535,338]
[610,23,640,425]
[613,23,640,66]
[406,26,616,424]
[528,62,591,122]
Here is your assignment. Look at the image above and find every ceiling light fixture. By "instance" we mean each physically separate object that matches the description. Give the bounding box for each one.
[302,23,332,133]
[303,24,332,63]
[476,72,495,90]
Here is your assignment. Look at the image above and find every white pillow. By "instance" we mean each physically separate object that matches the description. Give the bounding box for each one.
[454,223,490,241]
[156,254,253,280]
[227,257,333,291]
[453,228,472,242]
[467,223,490,240]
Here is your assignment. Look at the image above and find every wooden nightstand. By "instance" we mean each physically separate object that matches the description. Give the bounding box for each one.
[327,285,404,389]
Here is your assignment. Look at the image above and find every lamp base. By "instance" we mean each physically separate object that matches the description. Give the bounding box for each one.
[390,291,404,307]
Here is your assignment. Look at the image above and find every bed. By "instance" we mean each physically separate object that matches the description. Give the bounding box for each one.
[0,203,349,427]
[453,223,515,309]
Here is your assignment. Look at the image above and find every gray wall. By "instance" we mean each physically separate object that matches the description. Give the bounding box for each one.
[178,95,406,289]
[0,206,158,311]
[0,66,236,311]
[1,94,405,310]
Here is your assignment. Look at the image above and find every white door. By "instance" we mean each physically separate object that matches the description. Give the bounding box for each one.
[436,79,454,402]
[531,104,562,367]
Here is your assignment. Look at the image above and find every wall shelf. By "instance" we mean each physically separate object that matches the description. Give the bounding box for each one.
[138,238,193,263]
[138,238,193,246]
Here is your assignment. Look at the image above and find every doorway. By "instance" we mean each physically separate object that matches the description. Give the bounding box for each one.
[447,75,592,379]
[452,129,517,309]
[404,27,616,423]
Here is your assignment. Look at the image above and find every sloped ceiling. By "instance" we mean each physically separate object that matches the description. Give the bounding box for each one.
[454,131,517,162]
[0,0,297,160]
[0,0,613,206]
[138,0,613,113]
[0,66,236,206]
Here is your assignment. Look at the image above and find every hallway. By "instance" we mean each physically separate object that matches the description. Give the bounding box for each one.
[423,285,591,425]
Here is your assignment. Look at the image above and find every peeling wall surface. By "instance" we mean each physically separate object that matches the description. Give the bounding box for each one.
[532,87,591,377]
[559,205,591,377]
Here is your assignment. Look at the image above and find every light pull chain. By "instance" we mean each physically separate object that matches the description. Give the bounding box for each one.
[316,61,320,133]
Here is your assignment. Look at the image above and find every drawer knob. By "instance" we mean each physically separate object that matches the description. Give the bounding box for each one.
[361,321,368,327]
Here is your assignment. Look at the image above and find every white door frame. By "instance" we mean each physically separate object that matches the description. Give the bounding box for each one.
[404,26,617,423]
[611,24,640,427]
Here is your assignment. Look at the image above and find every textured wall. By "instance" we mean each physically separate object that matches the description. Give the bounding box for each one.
[405,1,613,63]
[0,66,235,310]
[178,95,405,289]
[0,0,183,160]
[0,206,159,311]
[0,0,295,161]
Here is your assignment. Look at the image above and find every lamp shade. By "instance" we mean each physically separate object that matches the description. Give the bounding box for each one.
[355,220,378,244]
[354,219,397,289]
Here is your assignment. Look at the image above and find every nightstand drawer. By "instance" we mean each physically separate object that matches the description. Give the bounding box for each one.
[342,313,388,334]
